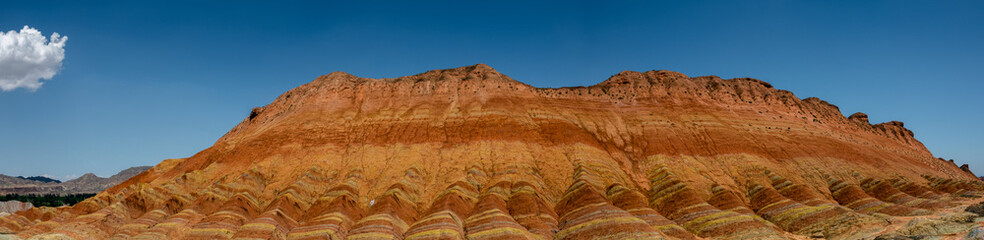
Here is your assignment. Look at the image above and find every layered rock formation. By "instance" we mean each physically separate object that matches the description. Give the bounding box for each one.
[1,64,980,239]
[0,201,32,214]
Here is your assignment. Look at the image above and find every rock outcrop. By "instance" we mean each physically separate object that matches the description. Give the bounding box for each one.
[0,64,980,239]
[0,201,32,214]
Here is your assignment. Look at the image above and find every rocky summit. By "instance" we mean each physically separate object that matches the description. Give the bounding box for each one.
[1,64,981,239]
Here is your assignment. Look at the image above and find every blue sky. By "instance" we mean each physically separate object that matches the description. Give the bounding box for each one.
[0,1,982,179]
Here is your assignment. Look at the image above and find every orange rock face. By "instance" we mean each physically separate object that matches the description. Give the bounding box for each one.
[1,64,981,239]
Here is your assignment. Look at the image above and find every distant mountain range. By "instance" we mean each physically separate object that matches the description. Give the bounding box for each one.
[0,166,151,195]
[14,176,59,184]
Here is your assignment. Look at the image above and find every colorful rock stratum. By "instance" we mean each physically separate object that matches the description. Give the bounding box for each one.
[2,64,982,239]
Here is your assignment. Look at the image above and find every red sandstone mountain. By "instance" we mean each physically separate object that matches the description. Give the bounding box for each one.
[1,64,980,239]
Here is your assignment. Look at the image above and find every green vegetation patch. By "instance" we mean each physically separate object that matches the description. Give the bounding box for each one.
[0,193,95,207]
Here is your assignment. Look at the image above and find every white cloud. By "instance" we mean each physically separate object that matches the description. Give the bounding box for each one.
[0,26,68,91]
